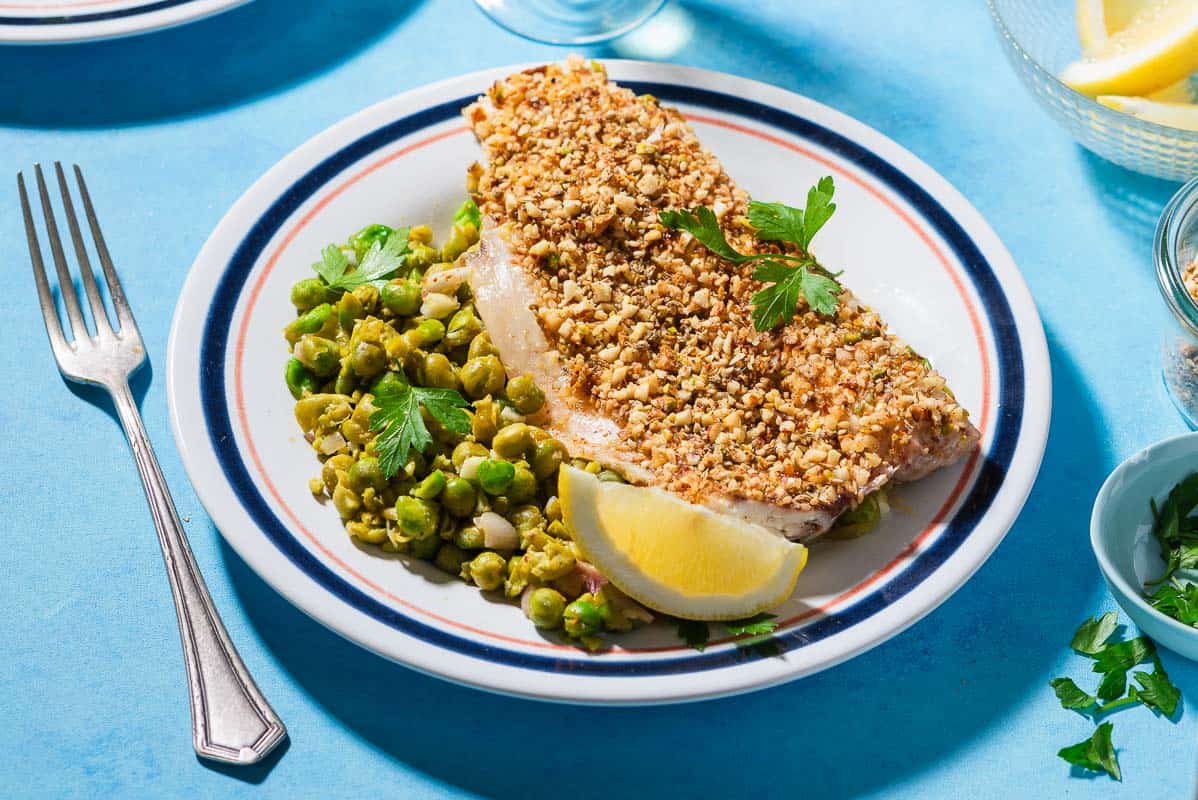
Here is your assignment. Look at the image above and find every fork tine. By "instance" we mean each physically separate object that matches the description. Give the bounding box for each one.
[34,163,89,341]
[73,164,138,337]
[19,172,71,357]
[54,162,114,338]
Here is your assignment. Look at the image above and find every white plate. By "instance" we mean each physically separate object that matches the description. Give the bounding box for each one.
[167,61,1051,705]
[0,0,248,43]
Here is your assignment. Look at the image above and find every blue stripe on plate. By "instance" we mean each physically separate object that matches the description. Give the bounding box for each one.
[199,84,1024,676]
[0,0,199,25]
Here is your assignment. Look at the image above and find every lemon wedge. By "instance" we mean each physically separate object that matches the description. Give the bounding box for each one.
[1077,0,1151,51]
[1097,94,1198,129]
[558,466,807,620]
[1061,0,1198,97]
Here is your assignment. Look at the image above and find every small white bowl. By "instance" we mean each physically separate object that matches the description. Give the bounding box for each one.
[1091,432,1198,660]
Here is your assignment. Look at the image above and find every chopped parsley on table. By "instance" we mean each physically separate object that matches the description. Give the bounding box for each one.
[1050,612,1181,780]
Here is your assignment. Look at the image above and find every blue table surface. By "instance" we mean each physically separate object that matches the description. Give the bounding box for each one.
[1,0,1194,797]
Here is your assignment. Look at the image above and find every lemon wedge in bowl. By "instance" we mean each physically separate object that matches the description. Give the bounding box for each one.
[1076,0,1152,51]
[1061,0,1198,97]
[558,466,808,621]
[1097,95,1198,130]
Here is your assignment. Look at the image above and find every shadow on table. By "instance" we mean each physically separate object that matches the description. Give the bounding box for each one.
[221,332,1106,799]
[0,0,422,128]
[1078,150,1179,258]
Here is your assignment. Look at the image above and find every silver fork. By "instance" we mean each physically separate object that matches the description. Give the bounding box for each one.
[19,163,287,766]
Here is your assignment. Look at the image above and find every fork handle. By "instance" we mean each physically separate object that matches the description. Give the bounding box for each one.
[110,381,286,765]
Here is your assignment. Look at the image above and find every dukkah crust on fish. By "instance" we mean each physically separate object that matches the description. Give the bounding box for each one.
[461,58,980,541]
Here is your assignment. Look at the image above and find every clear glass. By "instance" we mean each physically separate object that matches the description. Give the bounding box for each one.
[988,0,1198,182]
[1156,177,1198,428]
[474,0,668,45]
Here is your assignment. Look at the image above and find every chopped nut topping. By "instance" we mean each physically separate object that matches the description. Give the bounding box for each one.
[464,58,978,518]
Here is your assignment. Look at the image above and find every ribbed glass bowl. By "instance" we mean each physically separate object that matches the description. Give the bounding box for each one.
[988,0,1198,181]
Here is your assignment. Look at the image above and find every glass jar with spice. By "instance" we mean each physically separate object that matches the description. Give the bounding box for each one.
[1156,176,1198,429]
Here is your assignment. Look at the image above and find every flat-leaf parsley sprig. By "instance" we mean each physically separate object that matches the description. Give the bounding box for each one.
[314,229,411,293]
[658,176,841,332]
[369,373,471,477]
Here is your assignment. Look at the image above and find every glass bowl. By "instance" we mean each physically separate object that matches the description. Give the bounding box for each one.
[473,0,668,45]
[1157,177,1198,427]
[988,0,1198,181]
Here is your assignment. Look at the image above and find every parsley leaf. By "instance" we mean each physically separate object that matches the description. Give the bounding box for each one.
[658,206,749,263]
[1071,611,1119,655]
[454,199,481,230]
[314,244,350,287]
[724,613,778,637]
[1050,677,1096,712]
[1096,668,1128,702]
[369,374,470,477]
[1058,722,1120,781]
[799,267,842,316]
[1146,580,1198,626]
[746,201,806,245]
[1091,636,1155,675]
[673,618,710,651]
[314,231,410,293]
[661,178,842,332]
[801,176,837,248]
[749,262,803,331]
[1146,472,1198,587]
[1132,658,1180,717]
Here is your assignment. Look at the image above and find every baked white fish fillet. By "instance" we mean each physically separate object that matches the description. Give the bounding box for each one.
[459,59,980,541]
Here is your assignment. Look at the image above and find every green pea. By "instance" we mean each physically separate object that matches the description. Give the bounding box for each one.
[442,222,475,262]
[467,331,500,360]
[395,496,438,538]
[350,342,386,378]
[337,291,364,333]
[409,224,433,244]
[284,303,334,344]
[544,495,562,522]
[434,543,468,575]
[453,525,485,550]
[597,469,625,483]
[504,375,545,414]
[295,335,341,376]
[546,520,570,539]
[491,423,534,461]
[444,306,483,348]
[410,532,440,559]
[349,224,395,262]
[532,439,568,479]
[460,355,507,399]
[470,397,499,445]
[526,588,567,630]
[410,318,445,347]
[509,505,545,532]
[351,284,380,316]
[563,598,604,639]
[469,551,507,591]
[291,278,331,312]
[284,358,319,399]
[347,457,386,494]
[452,441,489,469]
[442,477,477,517]
[411,469,447,500]
[332,485,360,519]
[406,242,438,271]
[477,459,515,495]
[421,352,459,390]
[370,371,406,397]
[381,279,422,316]
[507,466,537,504]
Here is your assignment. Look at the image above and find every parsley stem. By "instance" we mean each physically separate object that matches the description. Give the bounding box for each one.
[1093,694,1140,717]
